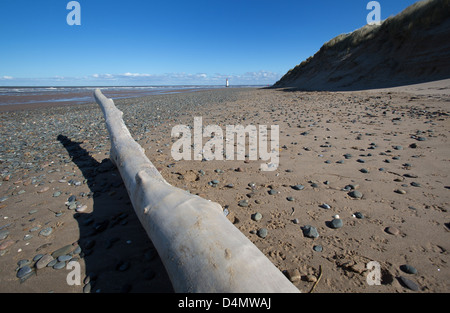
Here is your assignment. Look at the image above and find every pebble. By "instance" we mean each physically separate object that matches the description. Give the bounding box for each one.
[35,254,54,269]
[252,212,262,221]
[32,254,43,262]
[286,269,301,282]
[292,184,305,190]
[320,203,331,209]
[313,245,323,252]
[398,276,419,291]
[53,261,66,270]
[354,212,364,219]
[37,186,50,193]
[0,230,9,240]
[84,274,96,285]
[53,191,61,197]
[116,261,130,272]
[83,282,92,293]
[17,259,31,268]
[105,237,120,249]
[76,204,88,213]
[93,220,109,233]
[400,264,417,274]
[57,254,72,262]
[16,266,33,278]
[52,244,75,258]
[0,239,14,251]
[238,199,249,207]
[410,182,421,187]
[395,189,407,194]
[305,274,317,283]
[68,203,77,210]
[268,189,279,195]
[39,227,53,237]
[73,245,82,254]
[330,218,343,229]
[286,196,294,201]
[302,225,319,238]
[257,228,268,238]
[385,226,400,235]
[47,259,57,267]
[348,190,363,199]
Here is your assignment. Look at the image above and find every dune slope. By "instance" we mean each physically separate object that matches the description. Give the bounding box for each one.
[273,0,450,91]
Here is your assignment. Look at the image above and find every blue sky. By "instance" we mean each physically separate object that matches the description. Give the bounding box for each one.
[0,0,420,86]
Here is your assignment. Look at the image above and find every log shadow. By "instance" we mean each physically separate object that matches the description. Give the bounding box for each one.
[57,135,174,293]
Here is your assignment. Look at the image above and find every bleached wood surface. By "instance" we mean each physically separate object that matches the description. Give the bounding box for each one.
[94,89,300,293]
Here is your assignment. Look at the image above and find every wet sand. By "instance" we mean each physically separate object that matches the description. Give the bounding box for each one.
[0,87,214,113]
[0,81,449,293]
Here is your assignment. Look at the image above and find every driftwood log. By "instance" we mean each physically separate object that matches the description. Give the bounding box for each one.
[94,89,299,293]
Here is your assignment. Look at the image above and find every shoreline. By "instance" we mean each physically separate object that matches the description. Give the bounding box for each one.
[0,86,236,113]
[0,83,448,293]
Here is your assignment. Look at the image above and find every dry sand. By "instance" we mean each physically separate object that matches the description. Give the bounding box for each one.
[0,80,449,293]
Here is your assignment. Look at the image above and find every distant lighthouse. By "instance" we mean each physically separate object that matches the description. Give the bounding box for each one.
[226,78,229,87]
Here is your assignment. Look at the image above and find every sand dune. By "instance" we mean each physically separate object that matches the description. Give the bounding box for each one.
[273,0,450,91]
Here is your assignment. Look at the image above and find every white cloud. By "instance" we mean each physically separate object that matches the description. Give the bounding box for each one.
[0,71,281,86]
[122,72,152,77]
[86,71,280,84]
[90,73,116,80]
[208,71,281,85]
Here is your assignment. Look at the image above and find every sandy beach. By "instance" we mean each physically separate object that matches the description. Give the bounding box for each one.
[0,81,449,293]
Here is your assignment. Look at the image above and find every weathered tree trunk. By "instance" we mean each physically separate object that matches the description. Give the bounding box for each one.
[94,89,300,293]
